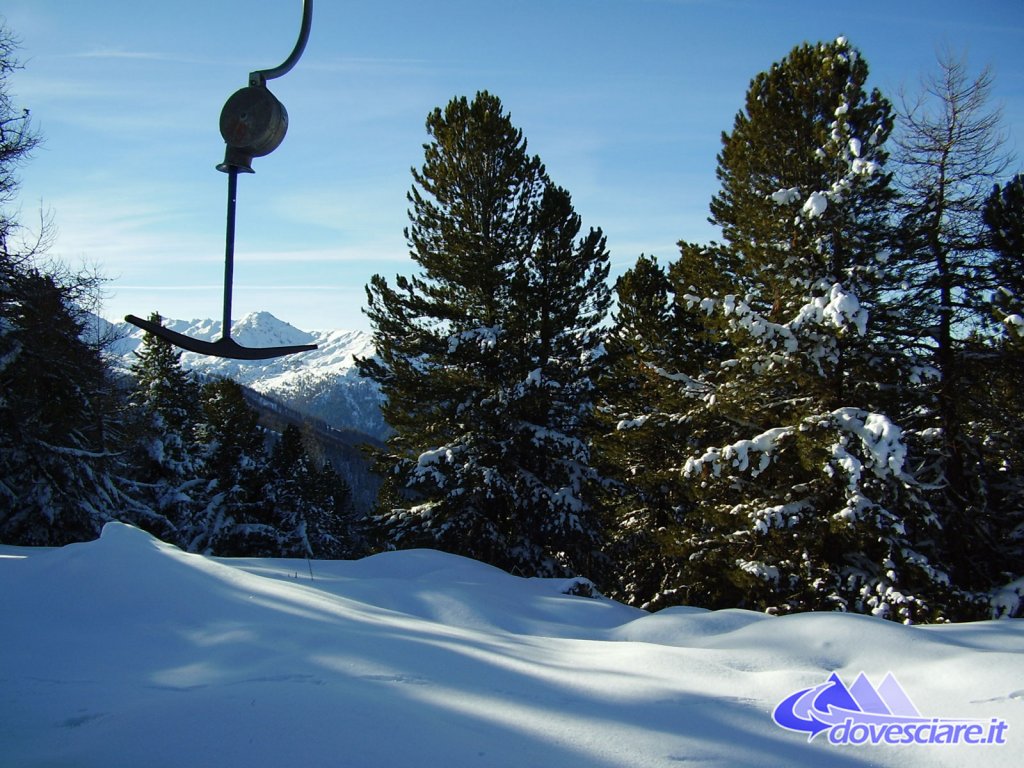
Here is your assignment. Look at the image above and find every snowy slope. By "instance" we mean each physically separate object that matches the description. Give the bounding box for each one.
[100,312,387,438]
[2,524,1021,768]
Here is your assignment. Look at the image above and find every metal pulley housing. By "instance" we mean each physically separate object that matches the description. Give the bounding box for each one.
[216,85,289,174]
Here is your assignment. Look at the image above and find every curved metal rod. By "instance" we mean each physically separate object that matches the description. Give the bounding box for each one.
[249,0,313,86]
[125,314,317,360]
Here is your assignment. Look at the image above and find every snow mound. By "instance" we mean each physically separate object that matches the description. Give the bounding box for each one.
[2,523,1021,767]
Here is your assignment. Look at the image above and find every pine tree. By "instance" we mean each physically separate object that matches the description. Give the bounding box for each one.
[597,254,725,606]
[306,460,356,557]
[608,39,962,620]
[265,424,314,557]
[266,423,356,558]
[189,378,273,555]
[360,91,611,577]
[0,266,125,544]
[125,312,202,540]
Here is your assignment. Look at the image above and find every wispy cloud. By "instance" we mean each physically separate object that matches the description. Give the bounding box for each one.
[42,188,222,269]
[78,48,172,61]
[72,47,220,66]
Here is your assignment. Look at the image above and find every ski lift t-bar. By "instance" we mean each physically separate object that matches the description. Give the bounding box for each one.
[126,0,318,360]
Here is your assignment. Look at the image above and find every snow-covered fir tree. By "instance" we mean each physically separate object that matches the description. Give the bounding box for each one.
[0,264,127,544]
[360,91,611,577]
[266,423,358,559]
[125,313,203,540]
[607,39,967,621]
[186,378,275,555]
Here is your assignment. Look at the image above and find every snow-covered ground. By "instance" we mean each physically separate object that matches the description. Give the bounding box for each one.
[2,523,1021,767]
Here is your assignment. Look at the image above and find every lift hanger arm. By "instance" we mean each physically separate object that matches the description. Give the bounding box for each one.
[250,0,313,86]
[124,314,316,360]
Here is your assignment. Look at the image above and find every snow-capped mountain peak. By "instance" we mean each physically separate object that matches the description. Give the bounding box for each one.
[229,311,317,349]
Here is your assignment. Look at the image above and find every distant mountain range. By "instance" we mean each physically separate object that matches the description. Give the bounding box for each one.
[99,311,388,441]
[93,311,389,512]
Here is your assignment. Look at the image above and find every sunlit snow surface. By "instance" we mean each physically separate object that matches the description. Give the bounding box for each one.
[2,523,1021,767]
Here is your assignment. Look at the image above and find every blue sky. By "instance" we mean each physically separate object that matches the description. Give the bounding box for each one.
[4,0,1023,332]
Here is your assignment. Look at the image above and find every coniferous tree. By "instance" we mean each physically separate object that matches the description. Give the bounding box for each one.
[608,39,961,620]
[692,39,962,621]
[266,423,356,558]
[266,423,308,555]
[360,91,610,577]
[125,313,202,540]
[597,255,725,606]
[0,267,125,544]
[188,378,273,555]
[599,257,677,605]
[312,460,358,556]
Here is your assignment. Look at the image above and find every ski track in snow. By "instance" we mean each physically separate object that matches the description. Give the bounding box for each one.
[1,523,1021,768]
